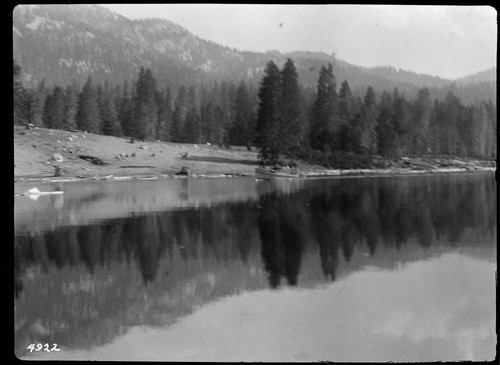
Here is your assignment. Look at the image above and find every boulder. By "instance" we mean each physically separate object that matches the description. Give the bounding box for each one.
[175,166,192,176]
[49,153,64,163]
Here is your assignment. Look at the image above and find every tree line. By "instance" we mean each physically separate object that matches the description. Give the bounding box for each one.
[256,60,496,165]
[14,59,496,163]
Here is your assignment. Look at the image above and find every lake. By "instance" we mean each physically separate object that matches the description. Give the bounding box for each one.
[14,172,496,361]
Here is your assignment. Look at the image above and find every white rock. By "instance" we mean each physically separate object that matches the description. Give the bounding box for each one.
[23,187,41,195]
[49,153,64,162]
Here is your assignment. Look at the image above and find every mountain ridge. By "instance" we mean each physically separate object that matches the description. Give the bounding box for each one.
[13,4,496,102]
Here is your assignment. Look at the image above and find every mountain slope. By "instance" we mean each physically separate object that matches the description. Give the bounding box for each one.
[455,67,496,85]
[13,4,496,103]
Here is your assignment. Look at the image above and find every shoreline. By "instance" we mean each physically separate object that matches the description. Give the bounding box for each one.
[14,166,496,185]
[14,126,496,185]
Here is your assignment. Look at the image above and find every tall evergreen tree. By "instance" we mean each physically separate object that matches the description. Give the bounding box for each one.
[359,86,378,154]
[155,87,173,141]
[390,88,412,156]
[484,101,497,159]
[456,104,473,157]
[14,60,30,126]
[63,83,78,130]
[278,58,303,158]
[309,63,340,153]
[410,88,432,154]
[183,107,201,143]
[471,102,489,158]
[100,92,122,136]
[171,85,187,142]
[256,60,282,164]
[200,101,216,144]
[75,76,100,133]
[375,91,397,156]
[26,89,43,127]
[337,80,357,152]
[441,91,462,155]
[132,67,158,140]
[338,80,355,126]
[229,80,255,148]
[213,105,225,145]
[42,86,65,129]
[219,81,236,146]
[118,80,133,137]
[181,86,201,142]
[429,99,446,155]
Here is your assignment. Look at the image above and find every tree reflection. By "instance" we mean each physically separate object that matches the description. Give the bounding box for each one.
[310,193,340,280]
[14,174,496,291]
[258,195,305,287]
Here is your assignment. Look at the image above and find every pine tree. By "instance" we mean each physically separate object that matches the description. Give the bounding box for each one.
[26,89,44,127]
[410,88,432,154]
[219,81,236,146]
[359,86,378,154]
[75,76,100,133]
[278,58,303,159]
[63,83,78,130]
[338,80,355,126]
[183,107,201,143]
[13,60,30,126]
[132,67,158,140]
[337,80,359,152]
[171,85,187,142]
[390,88,412,156]
[42,86,65,129]
[213,105,225,146]
[429,99,445,155]
[442,91,462,155]
[375,91,397,156]
[256,60,282,164]
[484,101,497,159]
[100,92,122,136]
[229,80,254,148]
[182,86,201,142]
[456,104,473,157]
[155,87,173,141]
[31,80,50,127]
[471,102,489,158]
[200,101,216,143]
[309,63,340,153]
[118,80,133,137]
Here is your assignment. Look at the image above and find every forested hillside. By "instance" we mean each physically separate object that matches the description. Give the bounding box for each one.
[13,5,495,104]
[14,58,497,164]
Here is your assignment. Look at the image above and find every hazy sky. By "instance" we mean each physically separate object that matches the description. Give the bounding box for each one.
[103,4,497,79]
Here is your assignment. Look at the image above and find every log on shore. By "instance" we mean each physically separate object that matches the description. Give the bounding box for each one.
[119,165,156,168]
[78,155,110,166]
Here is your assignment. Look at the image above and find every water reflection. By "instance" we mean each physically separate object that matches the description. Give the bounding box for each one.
[14,173,496,361]
[31,253,494,362]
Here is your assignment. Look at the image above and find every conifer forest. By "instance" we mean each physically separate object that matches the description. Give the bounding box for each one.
[14,58,497,168]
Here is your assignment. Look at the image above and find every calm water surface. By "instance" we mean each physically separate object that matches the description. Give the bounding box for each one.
[14,173,496,361]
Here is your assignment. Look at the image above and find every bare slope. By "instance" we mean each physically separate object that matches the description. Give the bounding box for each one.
[14,126,259,180]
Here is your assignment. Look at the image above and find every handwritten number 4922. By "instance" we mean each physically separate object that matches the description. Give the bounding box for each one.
[27,343,60,352]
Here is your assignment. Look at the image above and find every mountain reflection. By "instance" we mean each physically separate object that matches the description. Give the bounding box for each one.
[14,173,496,356]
